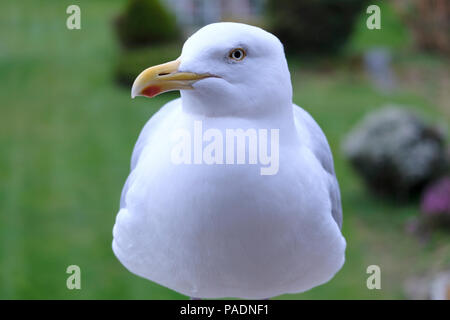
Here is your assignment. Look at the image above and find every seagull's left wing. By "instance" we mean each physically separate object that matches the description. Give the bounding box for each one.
[293,104,343,229]
[120,98,182,209]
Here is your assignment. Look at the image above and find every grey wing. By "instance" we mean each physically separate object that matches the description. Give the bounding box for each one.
[120,98,182,209]
[293,104,343,229]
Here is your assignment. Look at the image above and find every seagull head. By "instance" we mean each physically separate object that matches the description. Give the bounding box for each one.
[131,22,292,117]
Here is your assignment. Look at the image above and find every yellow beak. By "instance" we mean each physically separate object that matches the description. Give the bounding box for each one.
[131,59,214,98]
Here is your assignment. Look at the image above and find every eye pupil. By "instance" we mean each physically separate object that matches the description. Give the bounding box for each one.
[230,48,245,61]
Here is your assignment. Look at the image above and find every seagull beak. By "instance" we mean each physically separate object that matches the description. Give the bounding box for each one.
[131,59,213,98]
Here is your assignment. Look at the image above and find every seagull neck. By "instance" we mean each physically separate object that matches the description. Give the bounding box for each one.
[180,92,293,120]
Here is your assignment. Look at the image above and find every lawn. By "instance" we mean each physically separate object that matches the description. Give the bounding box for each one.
[0,0,448,299]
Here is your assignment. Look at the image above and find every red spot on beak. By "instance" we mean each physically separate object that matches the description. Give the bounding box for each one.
[142,85,161,98]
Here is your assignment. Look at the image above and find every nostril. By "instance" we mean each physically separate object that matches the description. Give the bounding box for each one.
[158,72,170,76]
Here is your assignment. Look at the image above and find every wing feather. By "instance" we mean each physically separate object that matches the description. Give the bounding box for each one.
[120,98,181,209]
[293,104,343,229]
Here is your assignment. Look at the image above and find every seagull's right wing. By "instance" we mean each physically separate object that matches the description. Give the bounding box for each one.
[120,98,182,209]
[293,104,343,229]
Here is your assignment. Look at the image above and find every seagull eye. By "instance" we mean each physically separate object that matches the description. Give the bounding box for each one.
[229,48,246,61]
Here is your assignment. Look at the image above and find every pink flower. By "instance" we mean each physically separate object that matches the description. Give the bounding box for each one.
[421,177,450,217]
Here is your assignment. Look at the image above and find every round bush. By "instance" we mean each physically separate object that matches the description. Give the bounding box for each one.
[343,106,448,199]
[115,0,179,48]
[267,0,367,54]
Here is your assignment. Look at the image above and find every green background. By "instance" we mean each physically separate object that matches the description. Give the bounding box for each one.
[0,0,449,299]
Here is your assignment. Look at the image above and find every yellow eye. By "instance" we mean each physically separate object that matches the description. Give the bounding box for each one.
[229,48,246,61]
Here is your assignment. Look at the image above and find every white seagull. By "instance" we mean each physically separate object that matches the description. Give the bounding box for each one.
[113,22,346,299]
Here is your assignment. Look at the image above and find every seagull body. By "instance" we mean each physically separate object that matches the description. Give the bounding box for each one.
[113,23,346,299]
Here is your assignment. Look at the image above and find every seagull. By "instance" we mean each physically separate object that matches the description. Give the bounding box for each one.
[112,22,346,299]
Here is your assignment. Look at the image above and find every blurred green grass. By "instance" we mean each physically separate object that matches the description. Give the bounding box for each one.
[0,0,449,299]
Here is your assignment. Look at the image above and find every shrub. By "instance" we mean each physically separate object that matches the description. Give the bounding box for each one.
[343,106,448,199]
[267,0,367,55]
[348,1,410,54]
[115,0,179,48]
